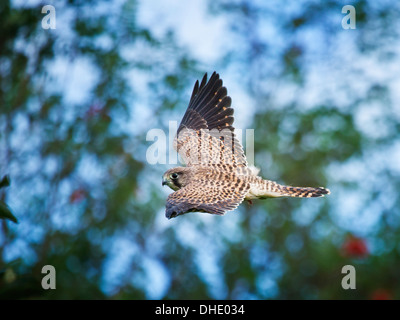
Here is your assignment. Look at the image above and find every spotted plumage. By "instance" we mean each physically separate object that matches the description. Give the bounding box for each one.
[162,72,330,219]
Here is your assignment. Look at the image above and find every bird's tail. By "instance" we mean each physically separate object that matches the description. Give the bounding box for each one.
[279,185,330,198]
[254,179,330,198]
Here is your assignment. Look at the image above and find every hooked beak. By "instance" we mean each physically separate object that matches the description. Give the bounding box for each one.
[162,178,168,186]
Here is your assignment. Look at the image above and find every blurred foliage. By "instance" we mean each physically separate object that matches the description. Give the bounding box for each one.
[1,0,400,300]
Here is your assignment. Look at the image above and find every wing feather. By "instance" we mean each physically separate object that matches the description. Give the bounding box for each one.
[165,177,250,219]
[174,72,247,167]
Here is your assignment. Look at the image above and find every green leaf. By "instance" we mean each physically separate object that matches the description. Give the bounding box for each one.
[0,201,18,223]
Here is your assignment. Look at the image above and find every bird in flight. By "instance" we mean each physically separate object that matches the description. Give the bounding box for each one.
[162,72,330,219]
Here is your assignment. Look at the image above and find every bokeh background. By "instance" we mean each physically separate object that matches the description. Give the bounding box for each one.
[1,0,399,299]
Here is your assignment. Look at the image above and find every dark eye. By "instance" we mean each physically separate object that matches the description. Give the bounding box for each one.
[170,173,179,179]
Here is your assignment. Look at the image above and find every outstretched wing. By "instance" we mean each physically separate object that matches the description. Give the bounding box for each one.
[178,72,234,133]
[165,177,250,219]
[174,72,247,167]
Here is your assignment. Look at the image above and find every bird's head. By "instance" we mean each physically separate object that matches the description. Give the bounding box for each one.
[162,167,191,191]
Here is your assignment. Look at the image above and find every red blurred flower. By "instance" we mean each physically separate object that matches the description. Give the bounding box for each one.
[371,289,392,300]
[341,236,369,258]
[69,189,86,204]
[85,104,103,118]
[85,104,111,122]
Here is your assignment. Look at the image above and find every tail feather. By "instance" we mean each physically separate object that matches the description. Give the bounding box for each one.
[245,178,330,200]
[280,185,330,198]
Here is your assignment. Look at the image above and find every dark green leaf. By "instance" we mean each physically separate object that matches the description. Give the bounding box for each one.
[0,175,10,189]
[0,201,18,223]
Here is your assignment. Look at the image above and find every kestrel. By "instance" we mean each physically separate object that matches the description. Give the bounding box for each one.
[162,72,330,219]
